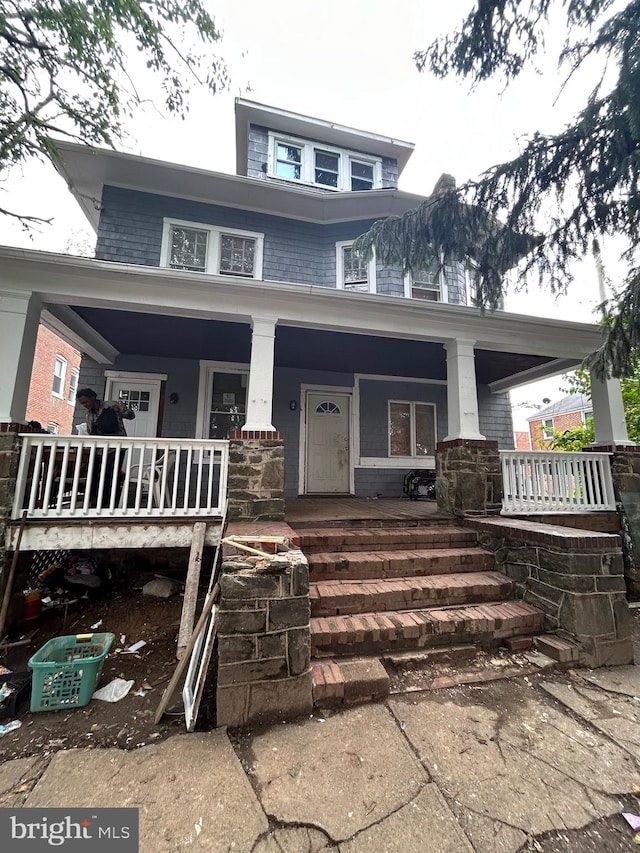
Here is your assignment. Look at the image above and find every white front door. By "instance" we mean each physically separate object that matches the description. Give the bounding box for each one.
[104,375,163,438]
[305,392,351,494]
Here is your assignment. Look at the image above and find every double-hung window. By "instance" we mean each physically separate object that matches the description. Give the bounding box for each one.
[404,258,446,302]
[542,418,554,439]
[162,220,264,279]
[336,241,376,293]
[68,368,79,405]
[52,356,67,398]
[268,133,381,190]
[389,402,437,457]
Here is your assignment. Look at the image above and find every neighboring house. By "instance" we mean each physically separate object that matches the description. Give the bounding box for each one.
[528,394,592,449]
[514,430,532,451]
[0,99,615,498]
[25,324,81,435]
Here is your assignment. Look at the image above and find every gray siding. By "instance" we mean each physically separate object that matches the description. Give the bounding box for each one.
[381,157,398,189]
[246,124,269,179]
[478,387,515,448]
[446,262,468,305]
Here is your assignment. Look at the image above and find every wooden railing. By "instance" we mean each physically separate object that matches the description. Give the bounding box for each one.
[500,450,615,514]
[12,436,229,521]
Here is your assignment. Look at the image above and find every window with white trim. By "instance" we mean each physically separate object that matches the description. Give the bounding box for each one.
[542,418,554,439]
[404,259,446,302]
[68,368,79,405]
[389,402,437,457]
[336,241,376,293]
[582,409,593,425]
[465,262,479,306]
[52,356,67,398]
[268,132,382,191]
[161,220,264,279]
[46,422,59,434]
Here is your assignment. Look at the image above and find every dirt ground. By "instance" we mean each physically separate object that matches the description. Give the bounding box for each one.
[0,573,216,761]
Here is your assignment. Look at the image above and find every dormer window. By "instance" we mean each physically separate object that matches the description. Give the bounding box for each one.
[351,160,374,191]
[161,219,264,279]
[268,132,381,190]
[275,143,302,180]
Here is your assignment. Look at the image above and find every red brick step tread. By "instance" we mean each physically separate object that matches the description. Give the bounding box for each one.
[299,525,477,554]
[308,547,494,581]
[310,601,543,654]
[310,571,515,616]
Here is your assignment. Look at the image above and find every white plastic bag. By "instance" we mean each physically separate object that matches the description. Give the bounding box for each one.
[92,677,134,703]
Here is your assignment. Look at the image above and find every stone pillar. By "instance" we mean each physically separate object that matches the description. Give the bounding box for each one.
[228,433,285,521]
[589,369,633,447]
[436,439,502,516]
[471,518,633,667]
[443,338,485,441]
[216,550,312,727]
[606,448,640,597]
[0,291,41,423]
[243,316,277,433]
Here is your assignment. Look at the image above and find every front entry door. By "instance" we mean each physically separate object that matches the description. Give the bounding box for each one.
[305,392,351,494]
[105,378,162,438]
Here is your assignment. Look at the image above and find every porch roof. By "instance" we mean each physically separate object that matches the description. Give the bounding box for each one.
[1,246,602,389]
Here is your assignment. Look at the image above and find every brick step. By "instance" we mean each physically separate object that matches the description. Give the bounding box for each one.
[308,546,494,581]
[311,601,543,657]
[310,571,515,616]
[312,658,389,707]
[299,525,477,554]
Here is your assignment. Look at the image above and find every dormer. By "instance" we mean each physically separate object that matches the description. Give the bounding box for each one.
[235,99,414,192]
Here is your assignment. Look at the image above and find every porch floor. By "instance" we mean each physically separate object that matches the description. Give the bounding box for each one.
[284,496,446,525]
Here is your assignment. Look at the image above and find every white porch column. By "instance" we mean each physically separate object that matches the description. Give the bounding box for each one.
[444,338,486,441]
[242,315,277,432]
[589,368,634,446]
[0,291,41,423]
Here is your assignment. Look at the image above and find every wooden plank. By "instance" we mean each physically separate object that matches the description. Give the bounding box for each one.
[154,582,220,724]
[177,522,207,659]
[221,537,272,558]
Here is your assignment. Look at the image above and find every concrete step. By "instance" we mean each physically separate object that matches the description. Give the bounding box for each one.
[310,571,515,616]
[310,601,543,657]
[299,525,477,554]
[308,547,494,582]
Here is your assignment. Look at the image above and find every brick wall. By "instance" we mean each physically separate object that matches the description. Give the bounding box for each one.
[529,410,584,449]
[26,325,81,435]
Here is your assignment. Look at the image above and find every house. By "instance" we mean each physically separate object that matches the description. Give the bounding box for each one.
[0,98,632,523]
[26,324,81,435]
[528,394,592,449]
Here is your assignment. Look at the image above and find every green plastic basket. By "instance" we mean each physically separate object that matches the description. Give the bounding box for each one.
[28,632,115,712]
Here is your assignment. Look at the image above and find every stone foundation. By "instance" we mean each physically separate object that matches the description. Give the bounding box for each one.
[228,432,285,522]
[469,517,633,667]
[216,548,313,727]
[436,439,502,517]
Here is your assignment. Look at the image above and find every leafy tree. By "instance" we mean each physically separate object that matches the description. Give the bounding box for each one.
[548,422,594,451]
[563,365,640,442]
[354,0,640,377]
[0,0,228,221]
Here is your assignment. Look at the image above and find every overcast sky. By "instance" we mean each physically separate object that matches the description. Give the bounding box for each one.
[0,0,616,429]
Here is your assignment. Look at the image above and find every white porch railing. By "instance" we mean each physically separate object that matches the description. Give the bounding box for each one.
[12,436,229,521]
[500,450,616,514]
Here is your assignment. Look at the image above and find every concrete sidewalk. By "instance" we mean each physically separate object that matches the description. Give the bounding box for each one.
[2,667,640,851]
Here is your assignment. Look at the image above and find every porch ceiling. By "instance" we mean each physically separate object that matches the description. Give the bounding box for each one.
[70,307,554,384]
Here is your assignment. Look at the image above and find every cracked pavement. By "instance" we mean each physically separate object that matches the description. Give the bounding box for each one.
[2,668,640,851]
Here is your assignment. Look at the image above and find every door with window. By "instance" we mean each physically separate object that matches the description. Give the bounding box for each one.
[305,392,351,494]
[104,376,164,438]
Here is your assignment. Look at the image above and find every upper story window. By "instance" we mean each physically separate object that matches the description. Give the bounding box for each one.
[466,261,479,306]
[68,368,79,405]
[52,356,67,398]
[268,132,381,191]
[336,241,376,293]
[542,418,554,439]
[404,259,446,302]
[161,220,264,279]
